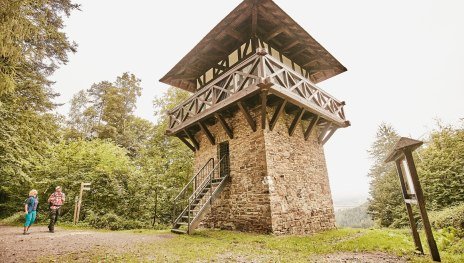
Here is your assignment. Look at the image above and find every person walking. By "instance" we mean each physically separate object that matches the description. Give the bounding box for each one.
[23,189,39,235]
[47,186,66,233]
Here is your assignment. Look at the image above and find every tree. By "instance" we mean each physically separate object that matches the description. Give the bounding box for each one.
[0,0,78,217]
[0,0,79,94]
[67,73,147,155]
[367,123,406,227]
[419,122,464,210]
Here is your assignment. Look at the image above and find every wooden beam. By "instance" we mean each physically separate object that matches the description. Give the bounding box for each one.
[269,100,287,131]
[282,40,299,52]
[199,121,215,145]
[395,160,424,254]
[321,127,338,145]
[404,151,441,262]
[261,89,268,129]
[318,122,332,144]
[238,101,256,132]
[184,129,199,150]
[288,108,304,136]
[264,26,286,42]
[177,135,196,152]
[304,115,319,141]
[215,113,233,139]
[251,4,258,36]
[226,28,245,42]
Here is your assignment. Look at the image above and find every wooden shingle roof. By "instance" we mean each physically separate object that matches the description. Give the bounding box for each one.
[160,0,347,92]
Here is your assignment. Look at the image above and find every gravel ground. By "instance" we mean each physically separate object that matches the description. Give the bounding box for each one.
[0,225,172,263]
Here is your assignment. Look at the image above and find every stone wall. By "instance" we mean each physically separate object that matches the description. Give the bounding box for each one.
[264,113,336,235]
[193,105,335,234]
[194,107,273,233]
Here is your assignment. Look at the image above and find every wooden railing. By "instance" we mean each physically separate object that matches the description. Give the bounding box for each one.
[262,55,346,122]
[167,52,347,133]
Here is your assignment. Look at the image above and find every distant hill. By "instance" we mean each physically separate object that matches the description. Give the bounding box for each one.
[335,202,374,228]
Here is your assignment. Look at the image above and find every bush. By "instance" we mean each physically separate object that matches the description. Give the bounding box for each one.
[0,212,25,225]
[85,211,150,230]
[429,203,464,230]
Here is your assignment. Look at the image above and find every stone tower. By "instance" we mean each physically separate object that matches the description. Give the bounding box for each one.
[161,0,350,235]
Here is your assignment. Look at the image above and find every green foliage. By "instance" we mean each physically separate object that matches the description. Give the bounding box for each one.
[367,122,464,229]
[429,203,464,231]
[35,140,137,220]
[0,86,194,229]
[419,123,464,210]
[367,123,406,227]
[0,0,77,217]
[0,0,78,94]
[335,203,374,228]
[66,73,151,158]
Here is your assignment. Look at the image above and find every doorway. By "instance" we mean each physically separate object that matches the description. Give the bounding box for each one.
[218,141,230,178]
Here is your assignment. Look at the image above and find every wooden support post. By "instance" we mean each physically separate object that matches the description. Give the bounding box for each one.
[238,101,256,132]
[75,183,84,224]
[215,113,233,139]
[304,116,319,141]
[269,100,286,131]
[74,182,91,224]
[395,160,424,253]
[404,150,441,262]
[251,5,258,50]
[318,122,332,144]
[199,121,215,145]
[184,129,200,150]
[288,108,304,136]
[321,127,338,145]
[177,135,196,152]
[261,89,268,129]
[73,196,79,225]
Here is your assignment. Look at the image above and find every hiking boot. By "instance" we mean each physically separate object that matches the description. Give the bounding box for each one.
[23,232,30,235]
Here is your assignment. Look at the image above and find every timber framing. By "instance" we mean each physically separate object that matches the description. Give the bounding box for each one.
[162,0,349,148]
[166,52,348,138]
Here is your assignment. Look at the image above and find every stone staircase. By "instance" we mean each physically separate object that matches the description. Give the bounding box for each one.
[171,155,229,234]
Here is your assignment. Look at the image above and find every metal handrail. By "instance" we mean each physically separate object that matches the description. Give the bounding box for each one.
[173,158,214,202]
[172,155,228,227]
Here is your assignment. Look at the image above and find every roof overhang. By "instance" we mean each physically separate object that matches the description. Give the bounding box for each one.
[160,0,347,92]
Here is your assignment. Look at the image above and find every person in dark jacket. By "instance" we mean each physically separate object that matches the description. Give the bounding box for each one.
[23,189,38,235]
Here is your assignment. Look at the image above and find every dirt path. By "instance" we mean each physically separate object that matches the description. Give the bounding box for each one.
[0,225,172,263]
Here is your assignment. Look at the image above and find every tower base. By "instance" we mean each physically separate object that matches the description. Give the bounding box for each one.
[193,106,336,235]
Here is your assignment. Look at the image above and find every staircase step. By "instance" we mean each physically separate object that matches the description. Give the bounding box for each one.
[171,228,187,234]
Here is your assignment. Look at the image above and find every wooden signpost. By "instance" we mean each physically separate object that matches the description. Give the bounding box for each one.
[73,182,91,224]
[385,137,440,262]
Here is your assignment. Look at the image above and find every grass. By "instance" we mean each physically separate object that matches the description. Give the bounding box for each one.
[52,228,464,263]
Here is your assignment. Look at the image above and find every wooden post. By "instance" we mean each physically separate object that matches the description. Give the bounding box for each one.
[152,186,158,227]
[404,150,441,262]
[73,196,79,225]
[395,160,423,253]
[74,182,91,224]
[385,137,440,262]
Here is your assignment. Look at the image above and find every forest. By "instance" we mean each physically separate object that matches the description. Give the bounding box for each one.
[0,0,193,229]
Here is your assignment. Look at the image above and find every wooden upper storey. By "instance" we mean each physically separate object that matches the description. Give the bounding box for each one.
[160,0,346,93]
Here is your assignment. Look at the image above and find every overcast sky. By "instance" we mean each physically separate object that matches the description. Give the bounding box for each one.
[52,0,464,202]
